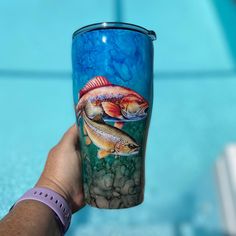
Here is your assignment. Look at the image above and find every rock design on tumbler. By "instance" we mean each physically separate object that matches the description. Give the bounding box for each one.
[76,76,149,159]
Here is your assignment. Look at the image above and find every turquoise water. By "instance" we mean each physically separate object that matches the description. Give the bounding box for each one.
[1,0,236,235]
[2,77,236,235]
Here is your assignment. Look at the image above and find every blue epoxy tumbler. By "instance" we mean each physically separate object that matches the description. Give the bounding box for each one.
[72,22,156,209]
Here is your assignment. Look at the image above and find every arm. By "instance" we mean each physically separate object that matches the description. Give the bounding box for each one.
[0,200,61,236]
[0,125,84,236]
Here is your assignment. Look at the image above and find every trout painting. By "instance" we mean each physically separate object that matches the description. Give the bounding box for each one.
[76,76,148,159]
[81,110,140,159]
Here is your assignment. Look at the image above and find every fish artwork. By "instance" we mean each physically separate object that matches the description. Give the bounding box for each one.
[81,110,140,159]
[76,76,149,129]
[76,75,146,159]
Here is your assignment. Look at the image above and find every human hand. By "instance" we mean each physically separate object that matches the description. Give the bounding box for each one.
[36,124,85,213]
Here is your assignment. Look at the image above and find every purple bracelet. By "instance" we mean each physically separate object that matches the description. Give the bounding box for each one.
[14,187,72,233]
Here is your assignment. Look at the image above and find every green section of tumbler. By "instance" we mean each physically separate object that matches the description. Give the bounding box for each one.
[79,118,147,208]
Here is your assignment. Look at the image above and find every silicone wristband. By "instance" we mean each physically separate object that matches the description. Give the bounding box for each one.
[15,187,72,233]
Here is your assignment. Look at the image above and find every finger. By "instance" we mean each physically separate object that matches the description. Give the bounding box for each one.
[59,124,79,147]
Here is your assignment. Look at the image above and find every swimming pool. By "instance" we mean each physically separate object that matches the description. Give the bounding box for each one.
[2,76,236,235]
[1,0,236,235]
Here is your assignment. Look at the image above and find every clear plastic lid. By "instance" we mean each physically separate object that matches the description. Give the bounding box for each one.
[73,22,156,41]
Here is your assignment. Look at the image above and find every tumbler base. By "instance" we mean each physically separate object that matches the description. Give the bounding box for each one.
[85,194,144,209]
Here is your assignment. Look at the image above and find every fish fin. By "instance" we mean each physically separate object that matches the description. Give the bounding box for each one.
[97,149,110,159]
[101,102,123,119]
[83,124,87,135]
[85,136,91,145]
[92,114,105,123]
[114,122,124,129]
[85,102,104,119]
[79,76,111,97]
[75,103,81,119]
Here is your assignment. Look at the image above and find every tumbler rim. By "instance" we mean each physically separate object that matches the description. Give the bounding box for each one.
[73,22,156,41]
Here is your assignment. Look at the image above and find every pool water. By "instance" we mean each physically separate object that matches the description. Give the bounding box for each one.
[1,76,236,235]
[1,0,236,235]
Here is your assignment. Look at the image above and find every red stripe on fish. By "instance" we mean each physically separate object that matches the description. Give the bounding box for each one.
[80,76,111,97]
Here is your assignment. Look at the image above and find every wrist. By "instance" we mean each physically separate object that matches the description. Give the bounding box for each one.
[13,187,72,234]
[36,177,72,209]
[8,200,61,236]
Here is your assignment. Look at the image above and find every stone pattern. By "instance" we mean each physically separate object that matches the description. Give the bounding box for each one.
[80,120,146,209]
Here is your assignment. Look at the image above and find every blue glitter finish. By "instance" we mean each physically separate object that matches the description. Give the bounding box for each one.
[72,29,154,104]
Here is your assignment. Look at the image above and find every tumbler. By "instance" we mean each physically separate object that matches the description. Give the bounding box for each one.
[72,22,156,209]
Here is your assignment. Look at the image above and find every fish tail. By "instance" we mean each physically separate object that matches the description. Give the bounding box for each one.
[81,109,94,127]
[75,101,82,119]
[76,109,82,120]
[82,108,105,124]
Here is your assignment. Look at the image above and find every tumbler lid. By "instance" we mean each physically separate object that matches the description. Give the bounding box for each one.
[73,22,156,41]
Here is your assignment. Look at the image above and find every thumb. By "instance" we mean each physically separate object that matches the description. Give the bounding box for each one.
[59,124,79,148]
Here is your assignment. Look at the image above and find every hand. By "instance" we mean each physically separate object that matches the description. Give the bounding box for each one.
[36,124,85,213]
